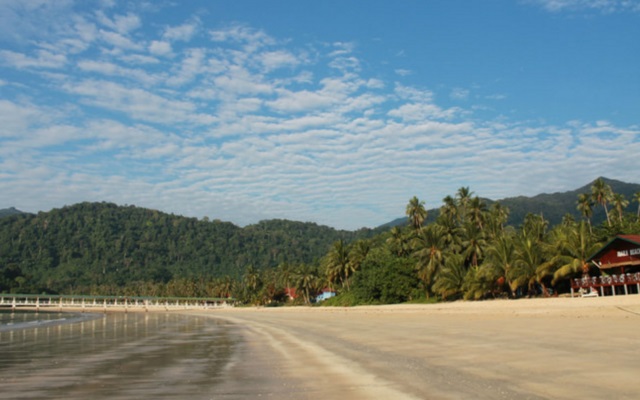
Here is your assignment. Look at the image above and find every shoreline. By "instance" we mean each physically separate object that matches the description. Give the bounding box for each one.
[4,296,639,399]
[192,295,640,399]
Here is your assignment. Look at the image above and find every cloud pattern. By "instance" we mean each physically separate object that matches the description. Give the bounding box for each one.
[0,1,639,230]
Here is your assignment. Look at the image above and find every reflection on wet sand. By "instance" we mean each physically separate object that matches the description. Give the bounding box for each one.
[0,312,238,400]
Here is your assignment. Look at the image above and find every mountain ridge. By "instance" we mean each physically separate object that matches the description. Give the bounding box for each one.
[380,177,640,229]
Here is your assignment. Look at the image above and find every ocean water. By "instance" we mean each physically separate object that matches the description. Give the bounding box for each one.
[0,311,239,399]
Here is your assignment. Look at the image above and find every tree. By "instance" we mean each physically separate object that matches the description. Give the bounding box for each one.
[433,254,466,300]
[461,221,486,268]
[295,263,319,305]
[456,186,474,223]
[634,191,640,221]
[611,193,629,223]
[544,222,601,284]
[324,240,350,290]
[591,178,613,226]
[406,196,427,232]
[468,196,487,231]
[485,233,517,297]
[440,195,458,226]
[386,227,411,257]
[576,193,594,233]
[412,224,447,297]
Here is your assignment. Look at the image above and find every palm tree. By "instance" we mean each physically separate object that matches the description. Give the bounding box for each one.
[295,263,319,305]
[348,239,371,274]
[432,254,466,300]
[485,233,517,297]
[412,224,447,296]
[440,195,458,226]
[486,202,509,239]
[634,192,640,222]
[468,196,487,231]
[512,232,548,296]
[461,221,486,268]
[544,221,601,284]
[576,193,594,233]
[277,262,294,291]
[324,240,350,290]
[611,193,629,223]
[386,226,411,257]
[591,178,613,226]
[406,196,427,231]
[456,187,474,224]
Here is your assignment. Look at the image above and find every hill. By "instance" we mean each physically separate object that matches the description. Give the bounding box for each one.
[380,177,640,229]
[0,207,26,219]
[0,202,371,294]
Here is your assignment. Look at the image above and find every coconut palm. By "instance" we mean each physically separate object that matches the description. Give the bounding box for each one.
[461,221,486,268]
[432,254,466,300]
[486,202,509,239]
[511,232,549,296]
[591,178,613,226]
[456,186,474,223]
[295,263,319,305]
[406,196,427,231]
[324,239,350,290]
[412,224,447,296]
[440,195,458,225]
[386,226,411,257]
[576,193,594,233]
[611,193,629,223]
[348,239,371,274]
[468,196,488,231]
[544,221,601,284]
[485,233,517,297]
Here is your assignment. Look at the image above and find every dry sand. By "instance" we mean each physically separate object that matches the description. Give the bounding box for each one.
[194,295,640,399]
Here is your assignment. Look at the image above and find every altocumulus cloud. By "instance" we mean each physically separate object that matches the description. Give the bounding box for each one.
[0,1,639,230]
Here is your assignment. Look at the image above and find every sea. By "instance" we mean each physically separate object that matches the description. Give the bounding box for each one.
[0,309,239,399]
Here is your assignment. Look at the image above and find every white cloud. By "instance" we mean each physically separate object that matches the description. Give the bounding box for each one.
[163,20,199,42]
[77,60,159,85]
[95,11,141,34]
[0,49,67,69]
[527,0,640,13]
[99,29,142,51]
[149,40,172,56]
[450,88,470,100]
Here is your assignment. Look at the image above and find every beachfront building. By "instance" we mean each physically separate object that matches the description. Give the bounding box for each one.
[315,289,336,303]
[571,235,640,297]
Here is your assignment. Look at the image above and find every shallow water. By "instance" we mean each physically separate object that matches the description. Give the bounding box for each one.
[0,311,239,399]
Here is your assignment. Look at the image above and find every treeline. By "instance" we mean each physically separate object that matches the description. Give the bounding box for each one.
[0,202,369,296]
[230,178,640,306]
[2,179,640,305]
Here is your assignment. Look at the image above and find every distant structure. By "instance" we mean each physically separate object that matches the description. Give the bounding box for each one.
[571,235,640,297]
[315,288,336,303]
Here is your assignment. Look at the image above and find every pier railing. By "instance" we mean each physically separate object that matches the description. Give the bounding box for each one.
[0,294,235,312]
[570,272,640,297]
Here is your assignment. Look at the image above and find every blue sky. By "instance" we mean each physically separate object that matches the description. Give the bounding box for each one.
[1,0,639,230]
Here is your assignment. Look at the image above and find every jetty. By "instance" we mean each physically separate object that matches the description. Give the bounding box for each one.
[0,293,235,312]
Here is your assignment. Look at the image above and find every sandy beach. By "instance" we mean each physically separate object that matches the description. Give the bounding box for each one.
[195,295,640,399]
[3,296,639,399]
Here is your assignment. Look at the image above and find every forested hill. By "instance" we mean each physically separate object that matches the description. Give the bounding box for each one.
[0,202,370,294]
[382,177,640,229]
[0,207,26,218]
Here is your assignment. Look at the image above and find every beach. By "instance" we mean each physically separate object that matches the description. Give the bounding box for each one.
[2,296,639,399]
[197,296,640,399]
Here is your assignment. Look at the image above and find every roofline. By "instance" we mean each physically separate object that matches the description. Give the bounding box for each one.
[588,235,640,262]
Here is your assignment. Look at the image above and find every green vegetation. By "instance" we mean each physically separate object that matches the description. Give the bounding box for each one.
[2,178,640,306]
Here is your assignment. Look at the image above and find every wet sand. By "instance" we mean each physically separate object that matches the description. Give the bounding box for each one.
[2,296,639,399]
[197,295,640,399]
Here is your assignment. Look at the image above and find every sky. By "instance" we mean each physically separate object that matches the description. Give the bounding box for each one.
[1,0,639,230]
